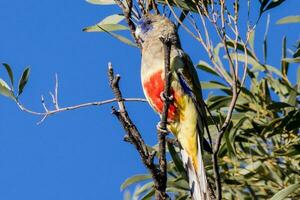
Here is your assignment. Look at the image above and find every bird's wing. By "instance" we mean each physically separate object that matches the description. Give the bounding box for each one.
[173,50,212,153]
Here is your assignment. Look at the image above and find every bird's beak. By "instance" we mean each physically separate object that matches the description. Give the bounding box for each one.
[135,26,142,39]
[135,26,144,43]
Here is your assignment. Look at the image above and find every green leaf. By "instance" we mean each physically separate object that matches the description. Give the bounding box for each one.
[200,81,228,90]
[2,63,14,87]
[270,183,300,200]
[225,122,235,158]
[283,144,300,156]
[18,67,30,96]
[83,24,129,32]
[266,102,292,110]
[167,142,188,181]
[0,79,15,100]
[263,15,270,63]
[285,110,300,131]
[140,188,155,200]
[281,36,289,78]
[83,14,128,32]
[197,61,219,77]
[167,178,190,192]
[225,40,256,59]
[249,29,255,50]
[157,0,199,12]
[277,15,300,24]
[207,96,232,111]
[287,86,297,106]
[100,14,124,24]
[229,52,285,78]
[176,194,189,200]
[239,161,262,176]
[224,179,242,185]
[120,174,152,191]
[107,31,137,47]
[297,67,300,92]
[264,0,286,12]
[259,0,270,15]
[86,0,116,5]
[135,182,154,195]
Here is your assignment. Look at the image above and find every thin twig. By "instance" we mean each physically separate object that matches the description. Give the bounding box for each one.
[54,73,59,109]
[136,0,146,15]
[152,0,160,15]
[16,98,147,123]
[114,0,141,48]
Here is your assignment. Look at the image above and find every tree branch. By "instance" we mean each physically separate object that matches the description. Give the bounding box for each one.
[154,38,173,200]
[14,72,147,124]
[107,63,170,200]
[16,97,147,124]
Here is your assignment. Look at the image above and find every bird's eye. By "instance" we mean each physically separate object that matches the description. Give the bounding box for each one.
[146,20,151,25]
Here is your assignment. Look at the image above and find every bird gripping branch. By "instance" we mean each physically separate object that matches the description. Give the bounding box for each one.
[136,14,212,200]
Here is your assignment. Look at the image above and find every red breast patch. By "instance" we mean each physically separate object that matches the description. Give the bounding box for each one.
[143,70,177,120]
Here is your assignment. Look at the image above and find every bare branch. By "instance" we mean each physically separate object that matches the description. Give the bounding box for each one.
[108,63,169,200]
[16,97,147,124]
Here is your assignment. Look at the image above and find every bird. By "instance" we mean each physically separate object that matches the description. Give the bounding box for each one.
[135,14,212,200]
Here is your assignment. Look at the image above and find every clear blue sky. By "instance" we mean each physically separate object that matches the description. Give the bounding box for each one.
[0,1,299,200]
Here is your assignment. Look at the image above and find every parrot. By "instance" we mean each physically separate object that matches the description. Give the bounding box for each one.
[135,14,212,200]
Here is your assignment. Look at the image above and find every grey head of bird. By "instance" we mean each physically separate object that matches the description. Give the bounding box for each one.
[135,14,178,44]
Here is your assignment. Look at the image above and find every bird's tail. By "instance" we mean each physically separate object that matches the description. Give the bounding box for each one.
[181,135,210,200]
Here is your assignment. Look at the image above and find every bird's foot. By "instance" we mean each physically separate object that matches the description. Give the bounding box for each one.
[160,92,174,103]
[156,122,169,134]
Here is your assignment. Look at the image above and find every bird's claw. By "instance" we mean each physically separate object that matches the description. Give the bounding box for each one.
[156,122,169,134]
[160,92,174,103]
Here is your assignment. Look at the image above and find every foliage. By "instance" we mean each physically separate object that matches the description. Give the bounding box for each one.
[204,31,300,200]
[0,63,30,100]
[120,29,300,199]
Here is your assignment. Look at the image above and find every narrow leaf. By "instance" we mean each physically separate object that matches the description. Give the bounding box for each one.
[2,63,14,87]
[249,29,255,50]
[200,81,228,90]
[270,183,300,200]
[99,14,125,24]
[83,14,128,32]
[197,61,219,76]
[0,79,15,100]
[120,174,152,191]
[264,0,286,12]
[281,36,289,77]
[135,182,154,195]
[277,15,300,24]
[297,67,300,92]
[18,67,30,96]
[263,15,270,63]
[83,24,128,32]
[167,142,188,180]
[106,31,137,47]
[140,188,155,200]
[86,0,116,5]
[266,102,292,110]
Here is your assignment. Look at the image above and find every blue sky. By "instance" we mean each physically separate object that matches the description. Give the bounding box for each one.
[0,1,299,200]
